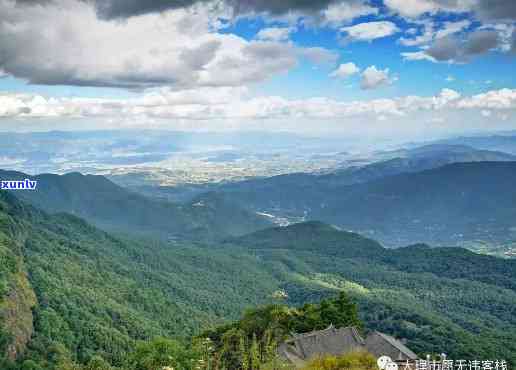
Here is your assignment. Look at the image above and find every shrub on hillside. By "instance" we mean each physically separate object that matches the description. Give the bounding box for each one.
[302,351,376,370]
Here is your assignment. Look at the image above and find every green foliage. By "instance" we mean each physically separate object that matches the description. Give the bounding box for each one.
[20,360,44,370]
[302,351,376,370]
[125,338,197,370]
[203,293,362,370]
[228,222,383,258]
[225,222,516,364]
[0,190,279,368]
[0,358,20,370]
[0,330,12,356]
[0,211,19,361]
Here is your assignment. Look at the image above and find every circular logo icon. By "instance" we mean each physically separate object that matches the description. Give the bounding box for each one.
[377,356,393,370]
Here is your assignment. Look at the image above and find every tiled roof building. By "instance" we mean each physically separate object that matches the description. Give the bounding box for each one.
[278,325,418,367]
[365,331,418,361]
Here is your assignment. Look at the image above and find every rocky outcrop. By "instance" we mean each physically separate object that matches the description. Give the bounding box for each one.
[0,206,37,361]
[3,263,37,360]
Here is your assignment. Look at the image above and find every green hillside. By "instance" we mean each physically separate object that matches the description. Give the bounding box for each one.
[225,222,516,363]
[226,221,385,258]
[1,191,516,368]
[0,190,282,368]
[0,170,272,240]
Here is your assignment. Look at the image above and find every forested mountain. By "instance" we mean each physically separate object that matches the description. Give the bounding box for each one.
[0,170,272,240]
[214,161,516,247]
[225,222,516,362]
[1,190,516,368]
[325,143,516,186]
[2,0,516,368]
[312,161,516,246]
[229,221,516,290]
[0,190,283,368]
[226,222,385,258]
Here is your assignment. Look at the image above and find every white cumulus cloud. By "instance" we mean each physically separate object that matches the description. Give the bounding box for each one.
[330,63,360,79]
[384,0,468,18]
[360,66,394,89]
[322,1,379,26]
[341,21,400,42]
[256,27,293,42]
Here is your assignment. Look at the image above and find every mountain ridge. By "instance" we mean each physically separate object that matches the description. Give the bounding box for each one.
[213,161,516,247]
[0,169,273,240]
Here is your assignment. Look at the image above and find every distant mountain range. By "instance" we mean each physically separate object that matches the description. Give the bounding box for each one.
[313,161,516,246]
[83,142,516,248]
[130,142,515,202]
[436,134,516,154]
[0,170,272,240]
[214,162,516,247]
[3,142,515,247]
[218,143,516,193]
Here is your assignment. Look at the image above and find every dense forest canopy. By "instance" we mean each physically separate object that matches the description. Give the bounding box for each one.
[1,189,516,369]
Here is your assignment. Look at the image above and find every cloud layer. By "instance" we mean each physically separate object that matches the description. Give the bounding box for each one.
[89,0,386,23]
[2,0,514,90]
[84,0,516,22]
[2,88,515,123]
[385,0,516,21]
[2,0,338,89]
[0,0,514,138]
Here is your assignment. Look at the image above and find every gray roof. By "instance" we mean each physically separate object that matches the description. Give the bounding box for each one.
[364,331,418,361]
[278,326,418,366]
[278,325,366,365]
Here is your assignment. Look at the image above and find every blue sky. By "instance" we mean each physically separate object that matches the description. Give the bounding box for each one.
[0,0,515,138]
[225,10,516,100]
